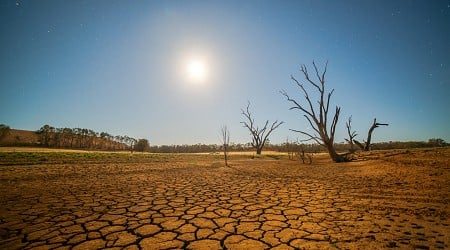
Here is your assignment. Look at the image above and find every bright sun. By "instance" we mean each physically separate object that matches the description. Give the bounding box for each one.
[186,59,207,83]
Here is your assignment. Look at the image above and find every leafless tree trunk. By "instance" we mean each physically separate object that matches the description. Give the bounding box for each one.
[241,102,284,155]
[354,118,388,151]
[285,138,295,160]
[297,145,313,164]
[281,61,349,162]
[345,116,357,152]
[221,126,230,166]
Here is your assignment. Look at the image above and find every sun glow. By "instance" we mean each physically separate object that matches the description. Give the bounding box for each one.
[186,59,207,84]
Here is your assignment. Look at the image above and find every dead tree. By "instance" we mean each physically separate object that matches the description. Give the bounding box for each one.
[241,102,284,155]
[297,145,313,164]
[354,118,388,151]
[281,61,349,162]
[221,125,230,166]
[345,116,357,152]
[285,138,297,160]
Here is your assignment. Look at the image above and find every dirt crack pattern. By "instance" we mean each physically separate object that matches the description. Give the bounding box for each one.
[0,150,449,249]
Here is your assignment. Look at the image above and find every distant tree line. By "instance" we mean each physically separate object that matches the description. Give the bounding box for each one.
[0,124,10,140]
[34,124,150,152]
[147,139,448,154]
[147,143,254,153]
[268,139,449,153]
[367,139,449,150]
[1,123,447,154]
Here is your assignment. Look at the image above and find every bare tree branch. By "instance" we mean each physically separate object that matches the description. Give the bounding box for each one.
[364,118,389,151]
[281,89,316,120]
[300,64,321,91]
[241,102,284,155]
[290,129,324,146]
[353,139,365,150]
[282,61,349,162]
[346,116,357,151]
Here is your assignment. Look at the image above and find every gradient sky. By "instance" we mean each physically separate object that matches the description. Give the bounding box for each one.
[1,1,449,145]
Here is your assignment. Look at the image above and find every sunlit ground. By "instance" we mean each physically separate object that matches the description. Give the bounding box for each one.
[0,148,449,249]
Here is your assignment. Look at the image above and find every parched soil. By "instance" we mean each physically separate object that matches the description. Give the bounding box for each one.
[0,148,449,249]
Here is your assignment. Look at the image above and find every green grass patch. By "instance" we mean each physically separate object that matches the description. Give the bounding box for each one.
[0,151,173,165]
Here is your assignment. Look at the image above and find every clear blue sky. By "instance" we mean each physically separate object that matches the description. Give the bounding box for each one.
[1,1,449,145]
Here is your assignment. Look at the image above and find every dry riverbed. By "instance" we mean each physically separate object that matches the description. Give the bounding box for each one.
[0,148,449,249]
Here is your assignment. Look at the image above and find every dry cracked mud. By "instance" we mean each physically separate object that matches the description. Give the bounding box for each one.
[0,149,449,249]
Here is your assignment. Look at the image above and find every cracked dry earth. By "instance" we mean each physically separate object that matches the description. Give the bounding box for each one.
[0,149,449,249]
